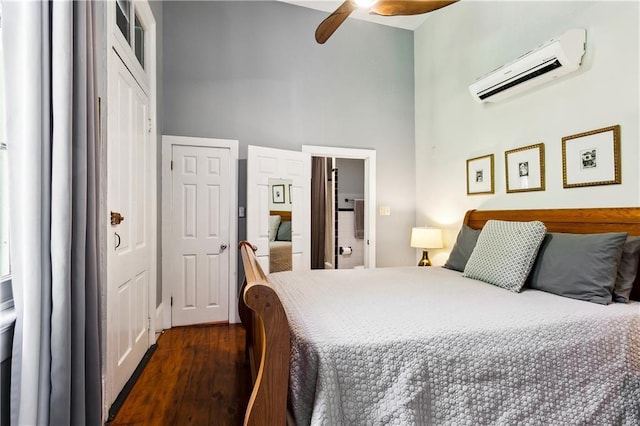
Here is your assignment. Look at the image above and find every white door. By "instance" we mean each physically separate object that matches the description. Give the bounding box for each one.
[107,54,151,397]
[247,146,311,272]
[170,145,231,326]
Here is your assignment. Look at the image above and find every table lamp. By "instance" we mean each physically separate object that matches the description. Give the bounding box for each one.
[410,227,443,266]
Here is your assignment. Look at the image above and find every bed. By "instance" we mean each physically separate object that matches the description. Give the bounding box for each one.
[238,207,640,426]
[269,210,292,273]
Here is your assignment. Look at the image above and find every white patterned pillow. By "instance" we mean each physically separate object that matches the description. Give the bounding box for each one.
[268,215,281,242]
[463,220,547,292]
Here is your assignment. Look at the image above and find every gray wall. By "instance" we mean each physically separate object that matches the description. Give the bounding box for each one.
[162,1,416,267]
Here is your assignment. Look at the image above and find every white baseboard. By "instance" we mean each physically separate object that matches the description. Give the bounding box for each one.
[155,303,167,332]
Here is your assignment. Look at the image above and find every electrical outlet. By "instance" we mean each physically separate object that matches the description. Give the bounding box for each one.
[379,205,391,216]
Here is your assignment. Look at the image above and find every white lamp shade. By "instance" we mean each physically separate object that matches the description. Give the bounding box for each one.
[410,227,443,249]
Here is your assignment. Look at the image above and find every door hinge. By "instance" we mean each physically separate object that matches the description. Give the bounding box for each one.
[170,296,173,306]
[147,317,151,331]
[170,160,173,171]
[148,118,152,133]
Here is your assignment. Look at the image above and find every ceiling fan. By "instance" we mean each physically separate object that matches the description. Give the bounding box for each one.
[315,0,459,44]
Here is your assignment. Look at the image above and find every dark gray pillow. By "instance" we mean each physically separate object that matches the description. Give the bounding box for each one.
[444,225,482,272]
[527,232,628,304]
[613,236,640,303]
[275,221,292,241]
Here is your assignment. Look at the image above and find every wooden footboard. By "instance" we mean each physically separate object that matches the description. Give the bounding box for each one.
[238,241,290,426]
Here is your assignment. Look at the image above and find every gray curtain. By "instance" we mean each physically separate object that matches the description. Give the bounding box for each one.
[311,157,326,269]
[4,1,102,425]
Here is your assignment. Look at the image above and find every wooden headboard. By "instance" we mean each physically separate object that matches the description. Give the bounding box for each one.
[463,207,640,301]
[270,210,291,222]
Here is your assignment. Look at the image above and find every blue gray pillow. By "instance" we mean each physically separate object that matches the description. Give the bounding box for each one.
[444,225,481,272]
[276,221,292,242]
[613,236,640,303]
[527,232,628,304]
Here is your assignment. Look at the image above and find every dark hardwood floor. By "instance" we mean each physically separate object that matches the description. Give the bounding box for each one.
[108,324,251,426]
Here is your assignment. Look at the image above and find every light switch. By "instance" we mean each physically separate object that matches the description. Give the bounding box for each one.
[379,205,391,216]
[239,206,245,218]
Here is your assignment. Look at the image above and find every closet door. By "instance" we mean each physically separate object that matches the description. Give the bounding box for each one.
[247,146,311,273]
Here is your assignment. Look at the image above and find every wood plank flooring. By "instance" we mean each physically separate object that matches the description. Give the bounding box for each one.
[107,324,251,426]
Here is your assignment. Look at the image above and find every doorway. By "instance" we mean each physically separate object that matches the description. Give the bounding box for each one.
[303,146,376,268]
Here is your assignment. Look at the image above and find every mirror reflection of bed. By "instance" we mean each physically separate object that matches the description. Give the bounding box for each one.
[269,210,292,273]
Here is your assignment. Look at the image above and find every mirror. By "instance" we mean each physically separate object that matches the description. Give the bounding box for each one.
[268,178,293,272]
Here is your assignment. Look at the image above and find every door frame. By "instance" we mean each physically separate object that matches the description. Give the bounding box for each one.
[161,135,239,328]
[104,0,157,418]
[302,145,376,268]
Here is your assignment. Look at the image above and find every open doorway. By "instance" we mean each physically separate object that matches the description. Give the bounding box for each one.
[311,158,366,269]
[303,146,376,269]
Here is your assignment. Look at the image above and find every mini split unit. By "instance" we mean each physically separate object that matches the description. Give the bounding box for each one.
[469,29,586,103]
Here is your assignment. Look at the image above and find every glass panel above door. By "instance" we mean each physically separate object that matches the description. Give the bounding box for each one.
[116,0,130,43]
[134,14,145,69]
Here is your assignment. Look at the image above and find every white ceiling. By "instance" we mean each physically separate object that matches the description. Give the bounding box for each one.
[278,0,433,31]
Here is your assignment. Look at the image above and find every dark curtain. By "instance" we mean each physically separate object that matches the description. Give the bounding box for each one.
[311,157,326,269]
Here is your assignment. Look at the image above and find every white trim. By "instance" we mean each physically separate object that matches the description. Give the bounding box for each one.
[0,306,15,362]
[141,0,158,348]
[301,145,377,268]
[154,302,163,332]
[161,135,240,327]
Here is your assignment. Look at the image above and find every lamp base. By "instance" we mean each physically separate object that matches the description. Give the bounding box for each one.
[417,250,432,267]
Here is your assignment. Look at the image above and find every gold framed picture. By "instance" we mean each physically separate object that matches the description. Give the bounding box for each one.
[562,125,621,188]
[505,143,545,193]
[466,154,494,195]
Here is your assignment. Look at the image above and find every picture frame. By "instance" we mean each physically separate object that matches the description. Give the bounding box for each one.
[272,184,285,204]
[562,125,621,188]
[466,154,494,195]
[504,143,545,193]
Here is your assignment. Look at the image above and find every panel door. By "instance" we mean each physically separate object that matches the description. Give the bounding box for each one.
[107,53,151,398]
[247,145,311,272]
[170,145,231,326]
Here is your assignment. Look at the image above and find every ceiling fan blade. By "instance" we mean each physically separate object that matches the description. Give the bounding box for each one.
[371,0,458,16]
[315,0,357,44]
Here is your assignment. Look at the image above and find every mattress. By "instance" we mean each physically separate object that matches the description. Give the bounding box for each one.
[268,266,640,425]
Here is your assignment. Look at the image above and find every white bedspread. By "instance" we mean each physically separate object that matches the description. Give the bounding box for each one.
[268,266,640,426]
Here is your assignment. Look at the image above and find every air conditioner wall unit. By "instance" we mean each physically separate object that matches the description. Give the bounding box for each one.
[469,29,586,103]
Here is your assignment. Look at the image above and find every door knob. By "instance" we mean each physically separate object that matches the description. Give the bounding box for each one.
[220,244,228,252]
[111,211,125,225]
